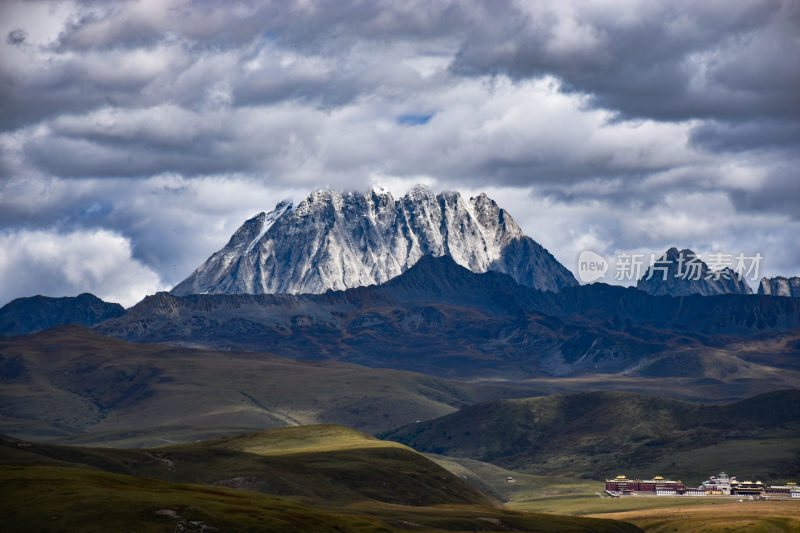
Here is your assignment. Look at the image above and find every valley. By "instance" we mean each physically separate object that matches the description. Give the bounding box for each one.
[382,390,800,482]
[3,0,798,525]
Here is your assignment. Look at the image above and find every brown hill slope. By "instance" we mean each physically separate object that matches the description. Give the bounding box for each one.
[382,390,800,483]
[0,325,538,446]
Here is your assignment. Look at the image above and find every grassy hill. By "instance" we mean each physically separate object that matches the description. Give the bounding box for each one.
[0,425,641,533]
[0,424,492,506]
[587,500,800,532]
[0,325,541,446]
[382,390,800,483]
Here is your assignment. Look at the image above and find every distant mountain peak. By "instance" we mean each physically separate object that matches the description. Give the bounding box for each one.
[758,276,800,297]
[171,187,577,296]
[637,247,752,296]
[0,293,125,336]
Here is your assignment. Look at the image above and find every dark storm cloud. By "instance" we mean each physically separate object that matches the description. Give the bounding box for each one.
[450,0,800,123]
[728,164,800,220]
[0,0,798,305]
[7,29,27,45]
[23,134,245,178]
[690,120,800,153]
[3,0,794,183]
[54,0,472,53]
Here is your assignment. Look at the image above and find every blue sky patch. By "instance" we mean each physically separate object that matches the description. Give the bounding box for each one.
[397,113,434,126]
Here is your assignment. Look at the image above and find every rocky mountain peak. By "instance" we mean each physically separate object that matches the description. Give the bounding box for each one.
[758,276,800,297]
[171,187,577,296]
[637,247,752,296]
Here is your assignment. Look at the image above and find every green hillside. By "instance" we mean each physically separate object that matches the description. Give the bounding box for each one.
[382,390,800,483]
[0,424,491,506]
[0,425,641,533]
[1,465,392,533]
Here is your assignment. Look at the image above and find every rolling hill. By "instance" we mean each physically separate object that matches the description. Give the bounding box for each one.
[0,424,492,507]
[0,325,542,446]
[0,425,641,533]
[382,389,800,483]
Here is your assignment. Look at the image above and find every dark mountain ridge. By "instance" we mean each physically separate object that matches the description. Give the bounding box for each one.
[96,256,800,381]
[0,293,125,336]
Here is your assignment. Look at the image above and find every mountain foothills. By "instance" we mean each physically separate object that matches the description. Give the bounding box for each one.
[0,324,544,446]
[97,256,800,390]
[382,390,800,482]
[0,425,641,533]
[171,187,578,295]
[0,293,124,336]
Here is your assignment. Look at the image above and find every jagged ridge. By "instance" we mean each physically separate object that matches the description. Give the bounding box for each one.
[99,256,800,381]
[759,276,800,297]
[637,247,752,296]
[171,187,577,296]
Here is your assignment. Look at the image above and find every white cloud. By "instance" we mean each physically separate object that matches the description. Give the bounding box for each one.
[0,228,167,307]
[0,0,796,304]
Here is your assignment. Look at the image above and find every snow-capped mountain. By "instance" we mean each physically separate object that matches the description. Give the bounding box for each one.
[171,186,578,296]
[636,247,752,296]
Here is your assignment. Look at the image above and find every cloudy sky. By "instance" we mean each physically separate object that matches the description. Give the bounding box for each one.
[1,0,798,306]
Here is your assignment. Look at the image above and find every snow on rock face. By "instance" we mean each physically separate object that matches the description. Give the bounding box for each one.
[636,248,753,296]
[758,276,800,297]
[171,187,578,296]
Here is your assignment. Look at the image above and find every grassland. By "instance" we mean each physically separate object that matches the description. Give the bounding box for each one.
[0,465,391,533]
[0,425,643,532]
[509,494,737,516]
[383,389,800,482]
[426,453,599,502]
[428,443,800,531]
[0,425,492,507]
[588,500,800,532]
[0,464,645,533]
[0,325,544,446]
[208,424,410,455]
